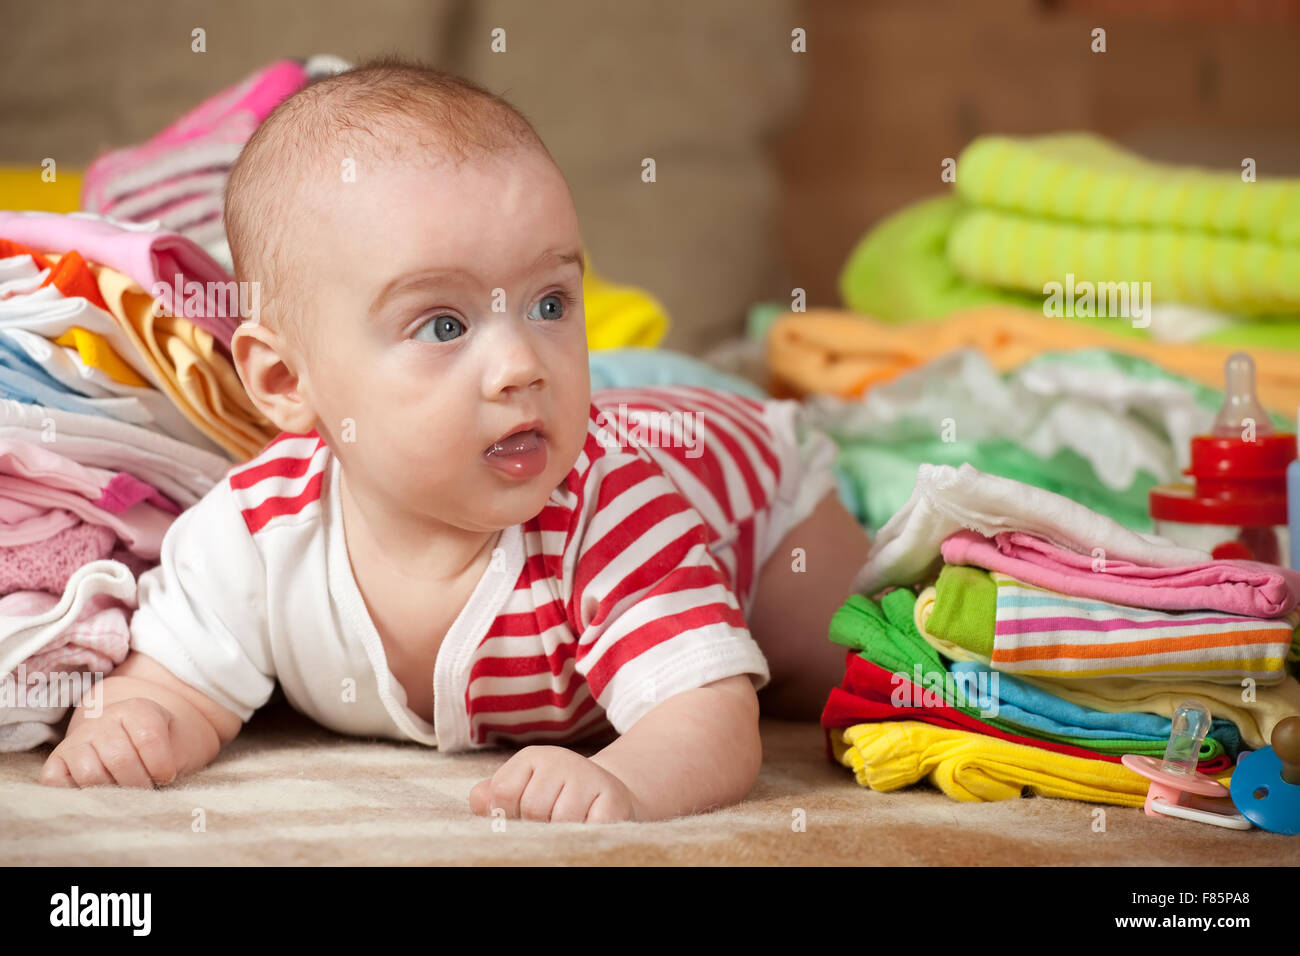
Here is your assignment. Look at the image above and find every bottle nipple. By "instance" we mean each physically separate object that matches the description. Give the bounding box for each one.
[1211,352,1273,437]
[1160,701,1212,777]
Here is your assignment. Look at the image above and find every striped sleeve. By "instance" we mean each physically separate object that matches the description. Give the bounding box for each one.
[129,479,277,722]
[563,446,771,735]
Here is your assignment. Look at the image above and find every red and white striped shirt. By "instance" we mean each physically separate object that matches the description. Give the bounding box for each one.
[131,385,822,752]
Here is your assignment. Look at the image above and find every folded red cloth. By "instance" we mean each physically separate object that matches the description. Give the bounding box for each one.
[820,650,1233,775]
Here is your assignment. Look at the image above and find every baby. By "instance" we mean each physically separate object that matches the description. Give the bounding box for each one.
[39,57,873,822]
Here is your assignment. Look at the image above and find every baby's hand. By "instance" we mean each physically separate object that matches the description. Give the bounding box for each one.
[40,698,181,789]
[469,745,641,823]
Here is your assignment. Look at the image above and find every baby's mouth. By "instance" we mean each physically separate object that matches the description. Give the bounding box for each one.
[484,425,545,458]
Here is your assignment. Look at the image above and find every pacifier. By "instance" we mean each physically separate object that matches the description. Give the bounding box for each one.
[1122,701,1251,829]
[1229,715,1300,835]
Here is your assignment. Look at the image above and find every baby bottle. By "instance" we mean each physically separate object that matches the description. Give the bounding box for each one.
[1149,352,1295,567]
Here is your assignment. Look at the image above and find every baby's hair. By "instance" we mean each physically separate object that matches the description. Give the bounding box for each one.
[223,54,552,355]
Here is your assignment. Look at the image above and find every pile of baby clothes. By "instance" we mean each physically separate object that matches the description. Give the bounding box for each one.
[0,209,278,750]
[944,135,1300,320]
[837,134,1300,339]
[750,133,1300,435]
[784,346,1245,537]
[822,462,1300,807]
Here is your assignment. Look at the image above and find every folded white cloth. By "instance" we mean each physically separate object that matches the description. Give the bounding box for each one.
[0,703,67,752]
[851,462,1211,596]
[0,560,138,678]
[0,562,138,752]
[0,399,231,506]
[1,327,225,454]
[0,284,161,389]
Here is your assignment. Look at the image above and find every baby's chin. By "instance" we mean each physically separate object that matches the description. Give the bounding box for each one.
[462,467,568,525]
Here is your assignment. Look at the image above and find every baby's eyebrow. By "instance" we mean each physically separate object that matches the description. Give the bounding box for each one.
[368,247,586,316]
[536,247,586,278]
[369,268,472,316]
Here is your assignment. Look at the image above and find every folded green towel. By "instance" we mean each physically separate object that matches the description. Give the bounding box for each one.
[955,133,1300,243]
[948,134,1300,315]
[837,194,1048,322]
[948,208,1300,315]
[927,564,996,658]
[838,189,1300,342]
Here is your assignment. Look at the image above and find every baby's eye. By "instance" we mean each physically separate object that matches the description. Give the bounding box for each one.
[528,292,567,321]
[412,314,465,343]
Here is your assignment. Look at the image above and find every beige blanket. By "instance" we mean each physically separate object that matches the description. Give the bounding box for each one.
[1,699,1293,865]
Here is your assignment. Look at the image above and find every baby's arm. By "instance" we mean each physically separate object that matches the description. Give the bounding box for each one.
[468,441,775,822]
[40,650,244,788]
[40,471,276,788]
[591,674,762,818]
[469,675,761,823]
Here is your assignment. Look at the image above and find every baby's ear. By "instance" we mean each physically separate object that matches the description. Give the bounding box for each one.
[231,320,318,435]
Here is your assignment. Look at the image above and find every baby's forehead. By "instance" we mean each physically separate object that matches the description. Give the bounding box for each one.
[278,147,573,284]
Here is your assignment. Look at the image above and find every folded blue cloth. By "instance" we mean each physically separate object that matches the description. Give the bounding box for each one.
[0,342,157,427]
[950,660,1244,758]
[0,362,113,418]
[0,334,91,398]
[588,346,767,398]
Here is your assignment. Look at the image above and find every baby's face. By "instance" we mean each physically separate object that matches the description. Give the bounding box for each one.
[294,145,592,534]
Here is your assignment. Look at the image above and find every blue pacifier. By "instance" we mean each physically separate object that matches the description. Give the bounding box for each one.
[1229,715,1300,835]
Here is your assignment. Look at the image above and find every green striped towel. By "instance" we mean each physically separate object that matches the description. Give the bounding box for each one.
[948,134,1300,315]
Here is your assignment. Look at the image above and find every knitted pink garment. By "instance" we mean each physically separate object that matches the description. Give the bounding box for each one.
[0,521,117,595]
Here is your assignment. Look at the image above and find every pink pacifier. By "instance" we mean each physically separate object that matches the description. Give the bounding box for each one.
[1122,701,1251,829]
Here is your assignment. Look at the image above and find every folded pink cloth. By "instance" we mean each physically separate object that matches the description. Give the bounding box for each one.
[0,521,117,595]
[0,497,79,546]
[101,171,229,223]
[0,438,179,515]
[0,210,241,350]
[82,59,309,211]
[941,529,1300,618]
[0,439,180,560]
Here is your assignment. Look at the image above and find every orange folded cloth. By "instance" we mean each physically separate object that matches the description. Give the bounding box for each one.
[767,305,1300,416]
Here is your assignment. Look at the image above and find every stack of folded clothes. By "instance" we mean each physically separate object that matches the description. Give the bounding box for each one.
[822,462,1300,807]
[787,347,1248,536]
[0,210,270,750]
[752,132,1300,424]
[837,134,1300,338]
[946,135,1300,319]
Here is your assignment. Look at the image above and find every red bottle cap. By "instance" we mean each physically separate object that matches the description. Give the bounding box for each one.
[1149,433,1295,526]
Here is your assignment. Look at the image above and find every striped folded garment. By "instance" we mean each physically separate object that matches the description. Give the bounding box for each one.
[990,571,1298,684]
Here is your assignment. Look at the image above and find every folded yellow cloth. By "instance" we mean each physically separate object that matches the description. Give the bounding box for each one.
[830,719,1174,806]
[583,260,669,349]
[914,586,1300,750]
[766,305,1300,417]
[51,326,151,388]
[90,261,278,459]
